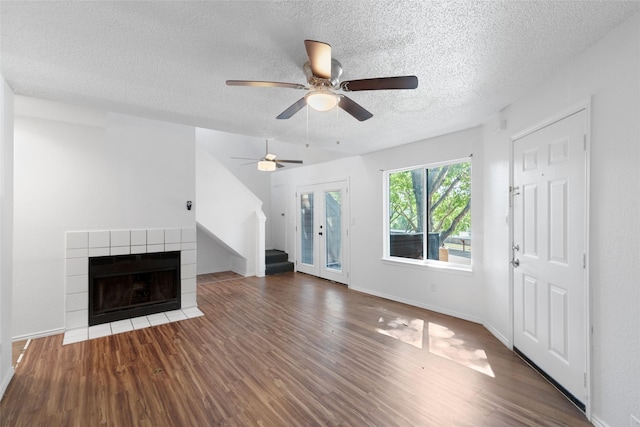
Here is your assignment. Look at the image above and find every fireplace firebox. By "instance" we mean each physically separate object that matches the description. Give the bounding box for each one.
[89,251,181,326]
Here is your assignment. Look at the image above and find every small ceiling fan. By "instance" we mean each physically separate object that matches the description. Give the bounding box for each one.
[231,140,303,171]
[226,40,418,121]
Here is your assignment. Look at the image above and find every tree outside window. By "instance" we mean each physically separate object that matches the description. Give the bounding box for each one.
[388,161,471,265]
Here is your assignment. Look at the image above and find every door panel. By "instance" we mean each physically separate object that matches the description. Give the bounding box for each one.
[523,275,538,340]
[549,284,568,360]
[296,182,349,285]
[522,184,538,256]
[513,109,586,405]
[549,179,568,263]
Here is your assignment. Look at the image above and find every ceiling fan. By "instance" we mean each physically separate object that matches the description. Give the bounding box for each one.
[226,40,418,121]
[231,140,303,172]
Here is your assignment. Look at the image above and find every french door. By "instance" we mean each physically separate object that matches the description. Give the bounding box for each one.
[296,181,349,285]
[512,108,587,408]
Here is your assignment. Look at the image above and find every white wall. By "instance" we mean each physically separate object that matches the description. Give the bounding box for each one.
[480,114,512,346]
[196,227,232,274]
[272,126,485,322]
[196,224,254,275]
[482,12,640,426]
[194,130,268,274]
[197,130,274,249]
[195,134,265,277]
[13,97,195,338]
[0,77,14,399]
[194,128,345,252]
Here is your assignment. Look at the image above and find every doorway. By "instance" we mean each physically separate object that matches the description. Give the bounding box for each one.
[296,180,349,285]
[511,106,589,411]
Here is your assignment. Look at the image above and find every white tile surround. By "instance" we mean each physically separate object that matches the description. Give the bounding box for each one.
[64,228,198,331]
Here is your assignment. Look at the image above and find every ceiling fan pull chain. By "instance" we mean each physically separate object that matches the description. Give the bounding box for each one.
[335,102,339,143]
[306,102,309,147]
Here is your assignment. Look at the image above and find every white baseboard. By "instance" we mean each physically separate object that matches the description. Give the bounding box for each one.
[483,321,511,348]
[13,327,65,341]
[0,366,15,401]
[590,415,609,427]
[232,268,252,277]
[349,286,483,325]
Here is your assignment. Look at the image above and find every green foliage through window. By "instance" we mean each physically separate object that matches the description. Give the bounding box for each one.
[389,169,423,233]
[388,161,471,264]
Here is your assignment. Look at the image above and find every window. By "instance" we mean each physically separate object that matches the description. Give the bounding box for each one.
[386,160,471,267]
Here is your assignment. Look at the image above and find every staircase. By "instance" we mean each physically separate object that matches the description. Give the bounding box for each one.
[265,250,294,275]
[196,138,266,277]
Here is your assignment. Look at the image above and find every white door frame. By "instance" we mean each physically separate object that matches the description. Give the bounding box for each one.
[509,100,591,418]
[295,178,350,285]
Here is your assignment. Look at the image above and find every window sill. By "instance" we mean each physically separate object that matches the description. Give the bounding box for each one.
[380,256,473,275]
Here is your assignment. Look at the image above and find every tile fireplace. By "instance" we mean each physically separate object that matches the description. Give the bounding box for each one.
[65,228,197,330]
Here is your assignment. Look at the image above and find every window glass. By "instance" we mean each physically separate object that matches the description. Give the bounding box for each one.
[387,161,471,266]
[389,169,424,259]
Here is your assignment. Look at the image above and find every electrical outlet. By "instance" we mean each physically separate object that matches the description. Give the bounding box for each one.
[631,414,640,427]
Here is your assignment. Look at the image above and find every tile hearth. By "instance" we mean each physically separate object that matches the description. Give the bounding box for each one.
[63,307,204,345]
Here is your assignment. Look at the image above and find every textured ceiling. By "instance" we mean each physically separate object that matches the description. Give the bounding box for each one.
[1,1,639,156]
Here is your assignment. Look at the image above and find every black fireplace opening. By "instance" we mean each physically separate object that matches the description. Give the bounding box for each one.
[89,251,181,326]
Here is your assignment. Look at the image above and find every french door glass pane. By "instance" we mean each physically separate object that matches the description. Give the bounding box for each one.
[300,193,314,265]
[325,191,342,271]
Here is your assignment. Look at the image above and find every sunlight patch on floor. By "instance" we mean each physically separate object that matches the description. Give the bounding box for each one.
[375,316,424,349]
[428,322,495,377]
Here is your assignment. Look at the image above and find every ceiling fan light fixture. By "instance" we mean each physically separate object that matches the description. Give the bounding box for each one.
[257,160,277,172]
[305,91,339,112]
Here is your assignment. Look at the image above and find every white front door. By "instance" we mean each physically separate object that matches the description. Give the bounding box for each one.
[296,181,349,285]
[512,109,587,407]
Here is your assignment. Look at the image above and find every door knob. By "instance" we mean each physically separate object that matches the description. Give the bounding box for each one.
[511,258,520,268]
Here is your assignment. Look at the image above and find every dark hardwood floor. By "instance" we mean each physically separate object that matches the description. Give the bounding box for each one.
[1,272,590,426]
[11,339,27,367]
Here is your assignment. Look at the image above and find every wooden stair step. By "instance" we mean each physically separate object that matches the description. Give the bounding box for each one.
[265,261,294,275]
[265,249,289,264]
